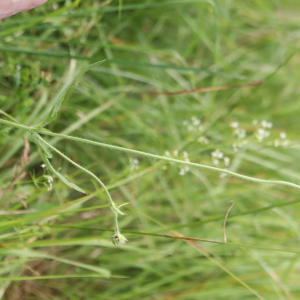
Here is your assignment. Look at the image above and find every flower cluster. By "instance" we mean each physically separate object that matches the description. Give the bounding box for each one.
[230,122,247,152]
[211,149,230,178]
[211,149,230,167]
[274,132,289,148]
[253,120,273,142]
[183,116,202,132]
[164,150,190,176]
[182,116,209,144]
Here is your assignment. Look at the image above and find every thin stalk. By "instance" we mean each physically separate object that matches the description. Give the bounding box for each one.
[1,118,300,191]
[33,133,124,218]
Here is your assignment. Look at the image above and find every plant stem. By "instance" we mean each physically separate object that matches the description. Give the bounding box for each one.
[1,117,300,191]
[34,133,115,207]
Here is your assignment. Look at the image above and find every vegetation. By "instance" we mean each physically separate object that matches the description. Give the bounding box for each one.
[1,0,300,299]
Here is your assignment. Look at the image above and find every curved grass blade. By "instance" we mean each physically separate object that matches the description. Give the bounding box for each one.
[34,60,106,128]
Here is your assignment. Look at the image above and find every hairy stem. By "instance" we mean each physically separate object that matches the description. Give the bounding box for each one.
[34,133,117,209]
[1,118,300,191]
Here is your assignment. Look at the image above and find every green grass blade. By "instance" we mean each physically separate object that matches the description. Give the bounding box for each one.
[33,60,106,128]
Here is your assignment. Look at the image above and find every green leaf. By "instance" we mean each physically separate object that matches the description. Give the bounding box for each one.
[31,132,52,158]
[34,60,106,128]
[0,249,111,277]
[39,147,87,195]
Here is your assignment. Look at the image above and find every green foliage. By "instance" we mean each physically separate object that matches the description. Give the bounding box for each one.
[34,60,105,128]
[1,0,300,299]
[39,148,87,195]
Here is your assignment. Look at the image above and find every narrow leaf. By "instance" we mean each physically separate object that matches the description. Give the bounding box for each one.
[34,60,106,128]
[39,148,87,195]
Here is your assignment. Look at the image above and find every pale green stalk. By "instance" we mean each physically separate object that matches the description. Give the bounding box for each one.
[1,117,300,191]
[33,133,125,218]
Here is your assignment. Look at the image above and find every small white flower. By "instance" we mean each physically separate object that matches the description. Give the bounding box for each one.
[211,149,223,159]
[230,122,239,128]
[220,173,227,178]
[41,164,46,168]
[165,151,171,156]
[52,3,58,9]
[187,125,194,132]
[260,120,273,129]
[232,143,239,152]
[234,128,246,139]
[47,183,52,191]
[261,120,268,128]
[256,128,270,141]
[179,166,189,175]
[133,159,139,164]
[212,159,220,165]
[224,157,230,167]
[183,151,188,158]
[179,168,186,175]
[191,116,201,126]
[280,132,287,140]
[198,136,209,144]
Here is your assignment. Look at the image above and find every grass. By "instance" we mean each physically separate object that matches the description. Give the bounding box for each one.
[1,0,300,299]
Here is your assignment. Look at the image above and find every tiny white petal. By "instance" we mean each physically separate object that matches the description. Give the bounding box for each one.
[280,132,287,139]
[230,122,239,128]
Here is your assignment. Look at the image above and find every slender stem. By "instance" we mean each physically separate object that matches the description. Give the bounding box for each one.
[114,214,120,233]
[39,131,300,190]
[1,117,300,191]
[0,118,32,131]
[34,133,115,208]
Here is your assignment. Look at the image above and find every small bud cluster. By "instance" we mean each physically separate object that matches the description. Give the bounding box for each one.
[230,119,291,150]
[47,176,54,191]
[254,120,273,142]
[211,149,230,177]
[183,116,202,132]
[39,164,54,191]
[231,122,247,152]
[110,232,128,247]
[164,150,190,176]
[179,151,190,175]
[274,132,289,148]
[211,149,230,166]
[182,116,209,144]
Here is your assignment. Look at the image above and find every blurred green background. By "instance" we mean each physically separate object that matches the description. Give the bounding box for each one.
[1,0,300,299]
